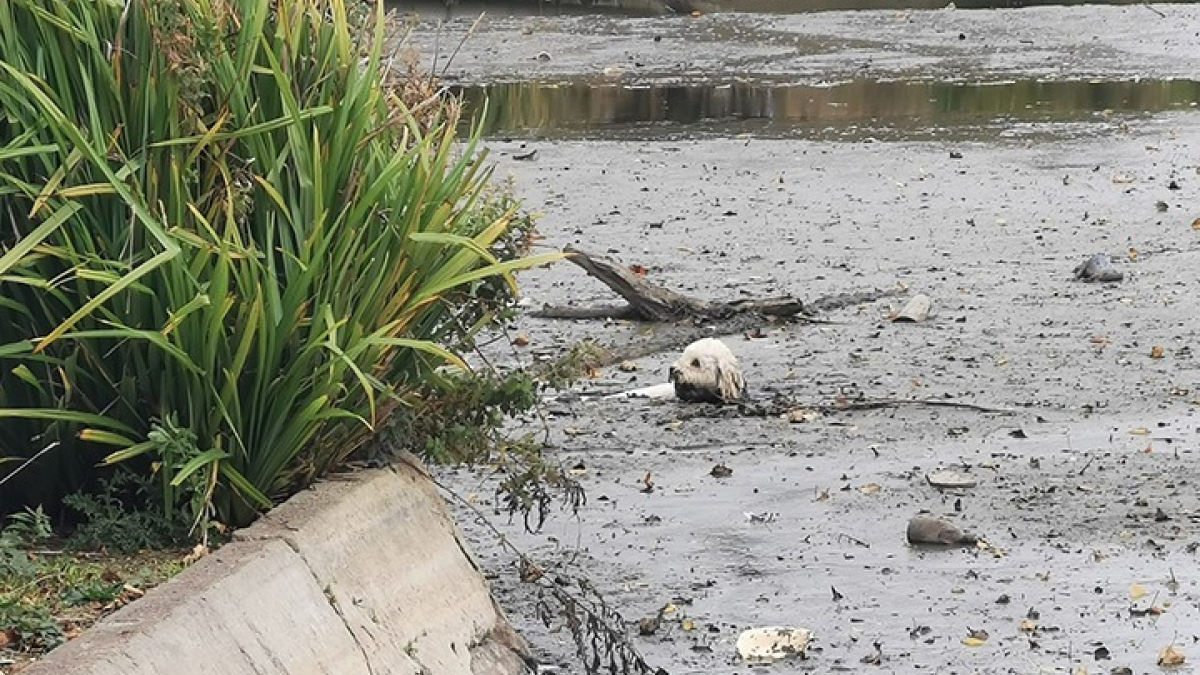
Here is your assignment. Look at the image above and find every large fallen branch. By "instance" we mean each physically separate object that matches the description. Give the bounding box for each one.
[526,246,905,370]
[533,245,808,322]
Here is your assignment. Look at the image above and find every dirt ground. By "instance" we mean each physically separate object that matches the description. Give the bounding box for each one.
[405,4,1200,673]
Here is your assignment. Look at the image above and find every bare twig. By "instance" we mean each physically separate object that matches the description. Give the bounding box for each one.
[838,533,871,548]
[822,398,1016,415]
[420,460,662,675]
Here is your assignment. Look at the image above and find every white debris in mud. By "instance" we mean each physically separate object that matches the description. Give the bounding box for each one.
[736,626,814,662]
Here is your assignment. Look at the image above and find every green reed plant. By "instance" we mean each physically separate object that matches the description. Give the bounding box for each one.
[0,0,558,530]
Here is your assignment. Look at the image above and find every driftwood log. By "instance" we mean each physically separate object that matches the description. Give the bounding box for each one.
[534,245,809,322]
[529,246,905,369]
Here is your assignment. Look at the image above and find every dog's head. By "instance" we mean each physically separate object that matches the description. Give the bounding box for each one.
[668,338,745,403]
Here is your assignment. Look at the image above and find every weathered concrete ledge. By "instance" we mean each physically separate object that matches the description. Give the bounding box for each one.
[23,459,532,675]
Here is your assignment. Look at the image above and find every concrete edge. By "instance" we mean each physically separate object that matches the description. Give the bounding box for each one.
[21,459,531,675]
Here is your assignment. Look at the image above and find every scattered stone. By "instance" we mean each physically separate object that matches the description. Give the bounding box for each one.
[1074,254,1124,283]
[926,470,978,489]
[784,408,822,424]
[906,516,978,546]
[709,463,733,478]
[638,616,660,635]
[617,360,638,372]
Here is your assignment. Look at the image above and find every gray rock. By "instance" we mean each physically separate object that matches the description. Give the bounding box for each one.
[906,516,978,546]
[1073,253,1124,283]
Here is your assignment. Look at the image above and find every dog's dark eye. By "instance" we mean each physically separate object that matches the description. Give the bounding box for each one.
[690,359,700,367]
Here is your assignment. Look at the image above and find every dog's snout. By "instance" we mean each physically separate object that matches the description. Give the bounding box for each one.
[667,366,678,382]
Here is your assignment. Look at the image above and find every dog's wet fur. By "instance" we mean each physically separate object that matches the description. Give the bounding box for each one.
[668,338,745,403]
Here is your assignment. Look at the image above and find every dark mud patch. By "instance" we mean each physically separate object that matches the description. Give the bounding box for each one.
[459,77,1200,140]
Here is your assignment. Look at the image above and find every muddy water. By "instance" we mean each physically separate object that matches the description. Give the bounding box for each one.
[405,4,1200,674]
[458,78,1200,139]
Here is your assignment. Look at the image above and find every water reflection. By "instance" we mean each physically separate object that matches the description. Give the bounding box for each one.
[457,77,1200,139]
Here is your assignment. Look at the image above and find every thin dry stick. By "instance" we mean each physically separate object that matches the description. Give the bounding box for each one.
[440,12,486,78]
[414,459,660,675]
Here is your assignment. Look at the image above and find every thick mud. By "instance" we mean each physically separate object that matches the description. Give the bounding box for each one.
[404,5,1200,674]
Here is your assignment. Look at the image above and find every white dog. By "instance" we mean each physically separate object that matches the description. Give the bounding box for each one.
[668,338,746,403]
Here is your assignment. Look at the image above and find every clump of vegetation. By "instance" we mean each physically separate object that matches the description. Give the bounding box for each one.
[62,472,184,555]
[0,507,184,664]
[0,0,559,535]
[382,369,539,464]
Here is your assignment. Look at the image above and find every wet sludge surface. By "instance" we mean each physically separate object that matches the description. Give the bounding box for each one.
[408,3,1200,673]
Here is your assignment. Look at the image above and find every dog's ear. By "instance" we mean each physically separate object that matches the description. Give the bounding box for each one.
[716,363,742,402]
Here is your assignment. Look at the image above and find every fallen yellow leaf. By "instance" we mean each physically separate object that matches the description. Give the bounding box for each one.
[1129,427,1150,436]
[1018,619,1037,632]
[1130,583,1147,600]
[962,636,987,647]
[1158,644,1186,666]
[682,619,695,632]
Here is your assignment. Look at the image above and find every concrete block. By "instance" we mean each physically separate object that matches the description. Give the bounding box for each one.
[241,460,531,675]
[21,539,377,675]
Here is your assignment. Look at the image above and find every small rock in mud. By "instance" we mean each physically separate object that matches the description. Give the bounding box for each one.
[926,470,977,489]
[784,408,822,424]
[638,616,661,635]
[906,516,978,546]
[618,360,638,372]
[1073,253,1124,283]
[709,463,733,478]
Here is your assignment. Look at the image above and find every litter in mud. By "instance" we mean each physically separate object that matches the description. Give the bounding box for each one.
[926,470,978,489]
[735,626,813,662]
[891,293,933,323]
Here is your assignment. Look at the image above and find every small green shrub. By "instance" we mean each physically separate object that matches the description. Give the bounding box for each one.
[0,597,63,652]
[62,473,182,555]
[0,504,184,659]
[381,369,539,464]
[0,508,63,652]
